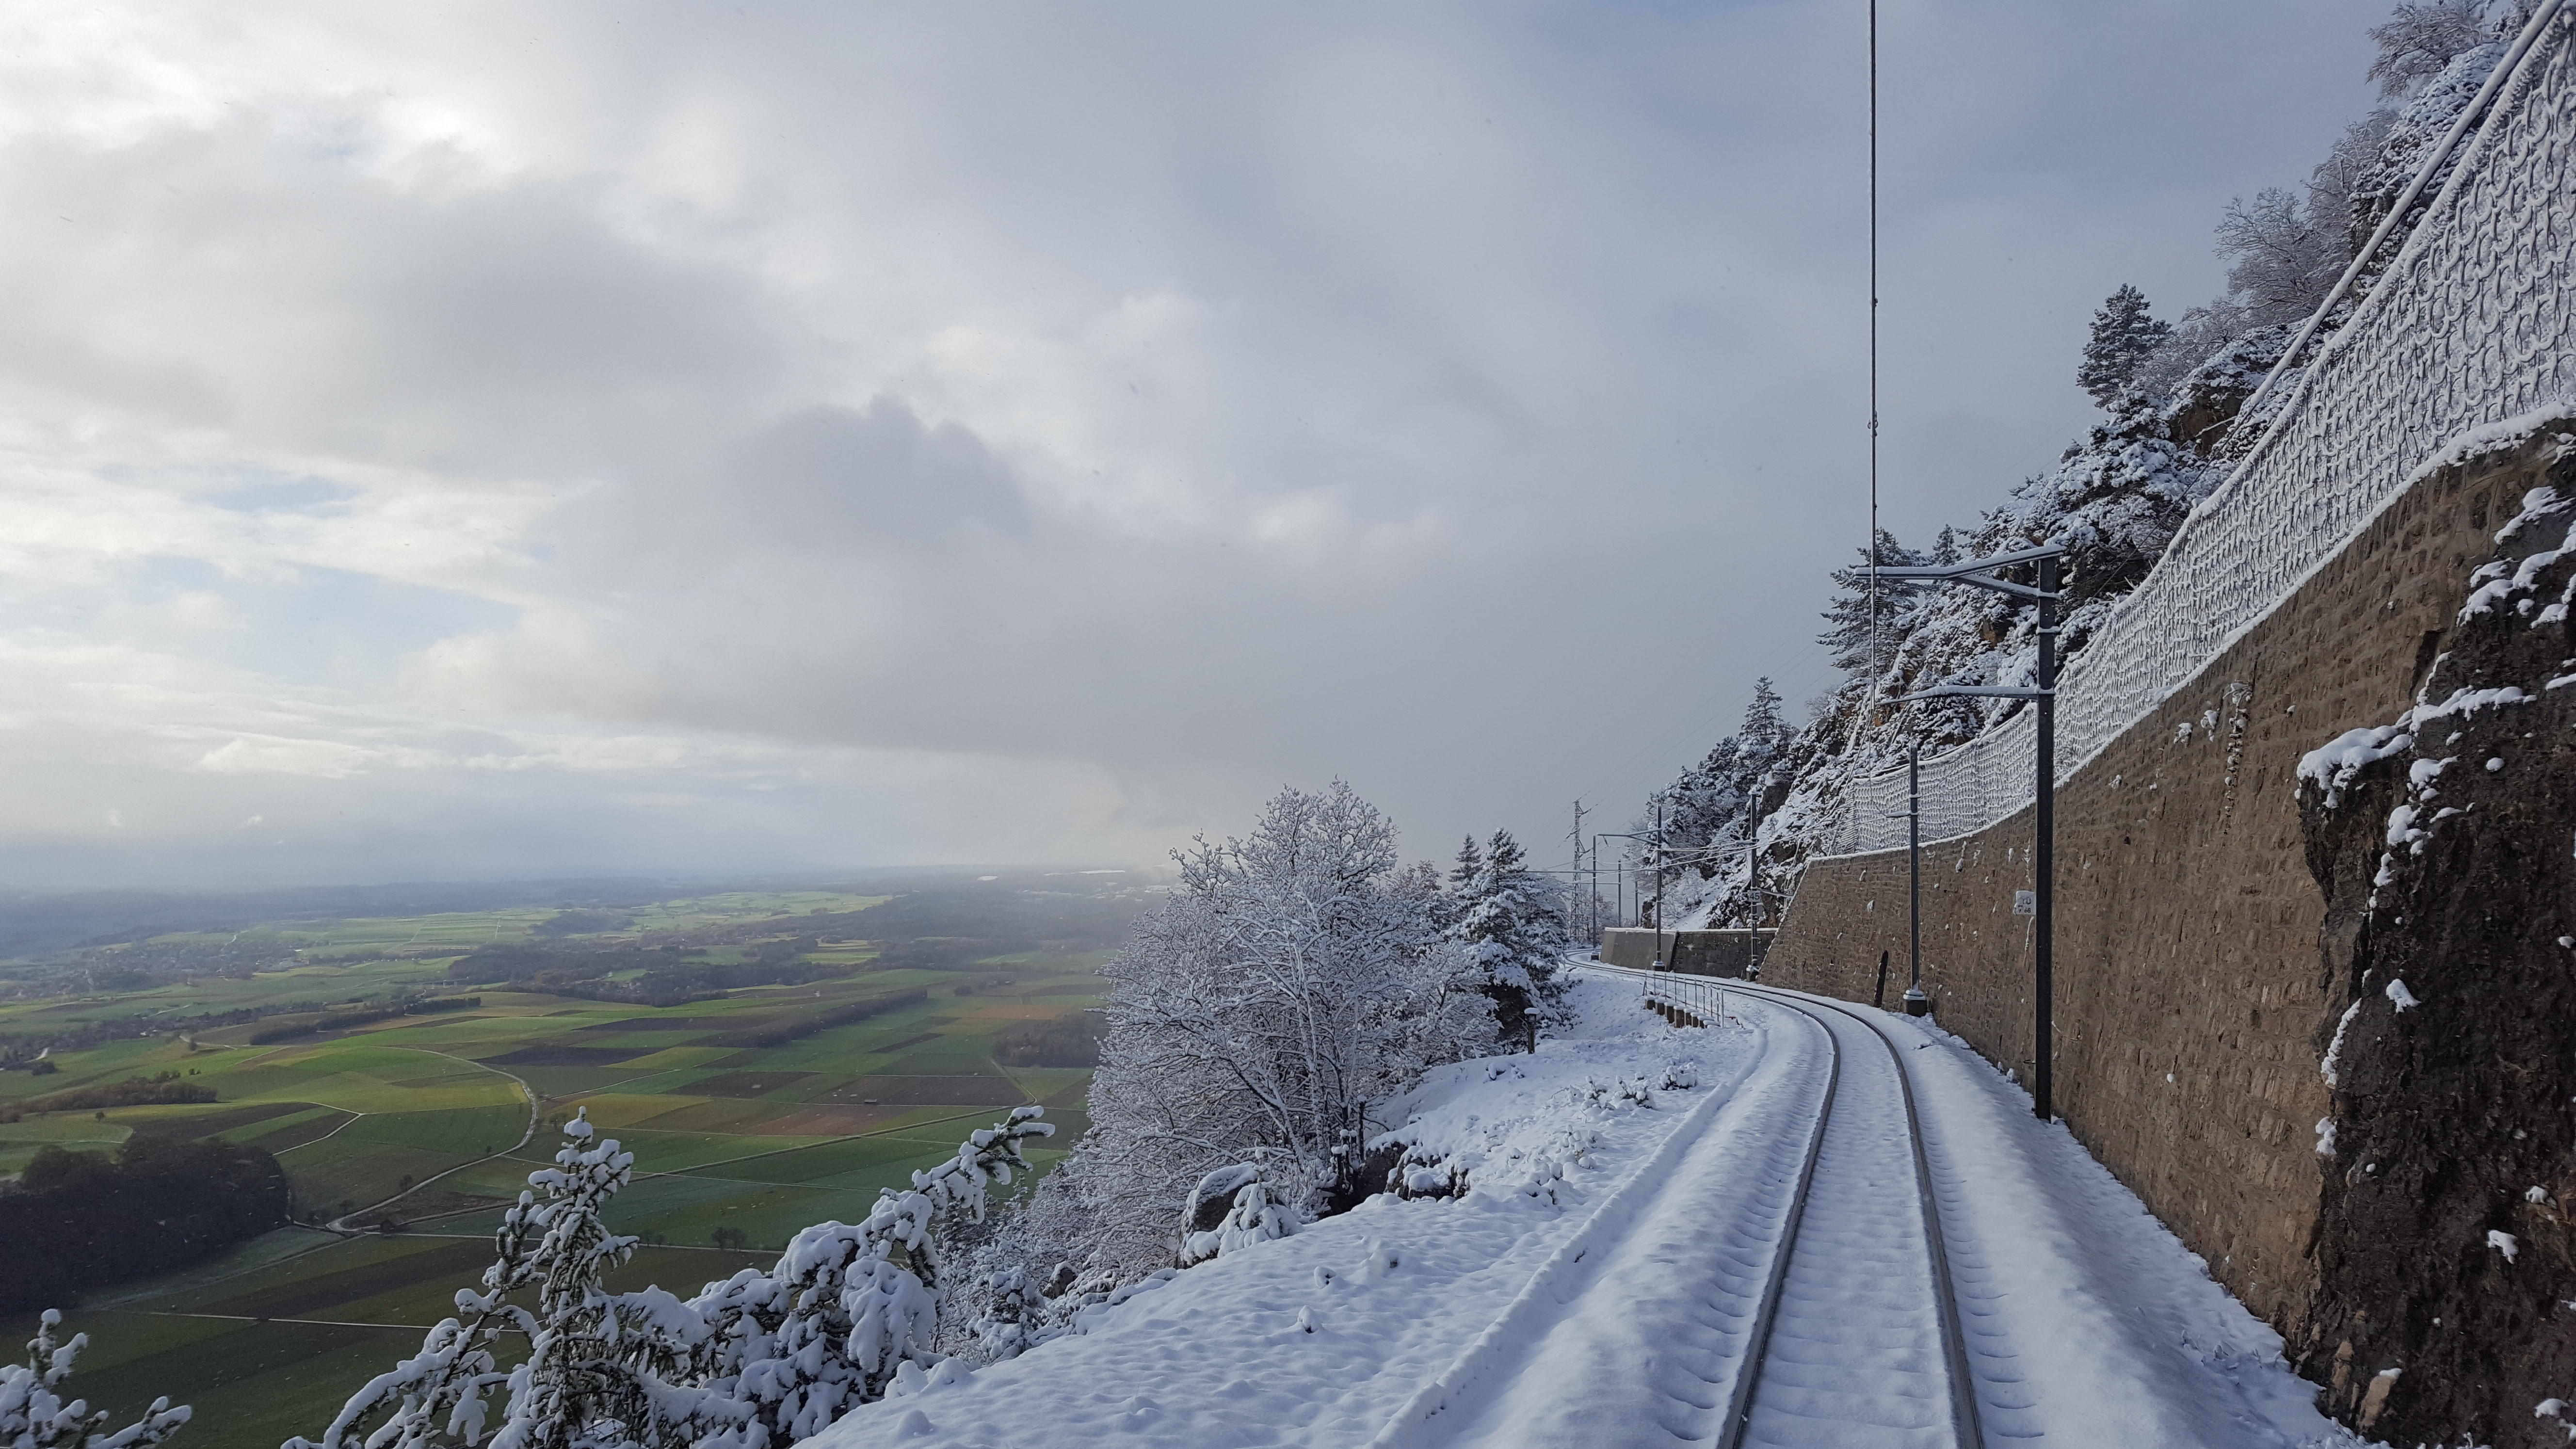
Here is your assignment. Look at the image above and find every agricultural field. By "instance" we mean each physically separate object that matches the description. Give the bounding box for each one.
[0,876,1140,1447]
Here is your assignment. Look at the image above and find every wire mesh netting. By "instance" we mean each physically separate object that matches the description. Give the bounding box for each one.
[1844,14,2576,854]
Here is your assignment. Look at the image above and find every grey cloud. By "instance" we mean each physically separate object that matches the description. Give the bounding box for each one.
[0,118,786,477]
[0,0,2390,885]
[697,402,1030,553]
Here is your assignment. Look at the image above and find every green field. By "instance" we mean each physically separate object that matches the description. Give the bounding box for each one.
[0,883,1125,1448]
[27,1238,777,1449]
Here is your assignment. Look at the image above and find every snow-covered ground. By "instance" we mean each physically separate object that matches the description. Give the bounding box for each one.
[811,970,2376,1449]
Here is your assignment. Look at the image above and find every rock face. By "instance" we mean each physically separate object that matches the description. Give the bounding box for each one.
[2295,429,2576,1447]
[1763,418,2576,1444]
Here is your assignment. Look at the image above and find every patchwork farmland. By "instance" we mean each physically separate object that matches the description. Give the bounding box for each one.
[0,879,1133,1447]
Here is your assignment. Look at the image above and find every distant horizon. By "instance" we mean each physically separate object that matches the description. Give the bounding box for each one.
[0,864,1162,898]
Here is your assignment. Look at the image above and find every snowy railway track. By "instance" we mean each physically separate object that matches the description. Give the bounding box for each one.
[1604,966,1983,1448]
[818,967,2358,1449]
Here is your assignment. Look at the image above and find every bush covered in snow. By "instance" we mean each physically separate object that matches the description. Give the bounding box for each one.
[1176,1161,1302,1265]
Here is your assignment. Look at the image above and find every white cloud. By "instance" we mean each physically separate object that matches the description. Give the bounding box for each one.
[195,735,372,778]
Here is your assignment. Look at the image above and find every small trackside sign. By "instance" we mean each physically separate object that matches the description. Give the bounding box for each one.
[2013,890,2037,916]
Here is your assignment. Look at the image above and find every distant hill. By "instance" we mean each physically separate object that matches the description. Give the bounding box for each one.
[0,867,1155,961]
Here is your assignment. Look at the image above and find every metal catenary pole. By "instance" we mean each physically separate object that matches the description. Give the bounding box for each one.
[1568,799,1587,942]
[1589,836,1595,943]
[1594,830,1660,951]
[1746,777,1764,929]
[1905,738,1925,1016]
[1652,796,1667,970]
[2035,552,2057,1121]
[1872,543,2062,1119]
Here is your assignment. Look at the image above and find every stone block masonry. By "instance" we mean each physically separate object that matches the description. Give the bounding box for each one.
[1594,928,1772,977]
[1763,421,2573,1440]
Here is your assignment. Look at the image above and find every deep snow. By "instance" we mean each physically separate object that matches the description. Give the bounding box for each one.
[807,970,2379,1449]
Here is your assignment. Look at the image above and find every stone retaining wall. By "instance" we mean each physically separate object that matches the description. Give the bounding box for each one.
[1764,430,2549,1340]
[1594,928,1773,977]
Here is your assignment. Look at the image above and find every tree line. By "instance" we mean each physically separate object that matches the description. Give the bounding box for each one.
[0,1134,288,1313]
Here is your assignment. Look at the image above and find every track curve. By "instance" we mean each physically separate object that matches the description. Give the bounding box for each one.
[1607,966,1984,1448]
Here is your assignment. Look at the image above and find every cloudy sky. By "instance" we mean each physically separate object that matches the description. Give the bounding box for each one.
[0,0,2380,888]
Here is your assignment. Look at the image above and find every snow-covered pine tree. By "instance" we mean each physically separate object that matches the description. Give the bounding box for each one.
[2076,285,2174,407]
[291,1112,742,1449]
[682,1106,1054,1440]
[1818,530,1937,680]
[1642,678,1819,929]
[1434,836,1482,934]
[302,1109,1056,1449]
[2,1312,189,1449]
[1446,829,1575,1052]
[1447,836,1481,894]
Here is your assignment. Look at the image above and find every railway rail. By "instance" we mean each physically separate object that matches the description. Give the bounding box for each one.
[1608,963,1984,1448]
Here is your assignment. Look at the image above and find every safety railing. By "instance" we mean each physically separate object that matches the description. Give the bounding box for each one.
[1641,966,1740,1029]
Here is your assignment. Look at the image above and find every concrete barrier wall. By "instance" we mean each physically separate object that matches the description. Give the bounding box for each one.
[1763,434,2545,1337]
[1595,928,1773,977]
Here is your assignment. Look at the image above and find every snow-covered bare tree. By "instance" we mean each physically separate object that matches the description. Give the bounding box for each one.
[2216,186,2347,329]
[2347,8,2522,277]
[2077,285,2174,407]
[3,1312,190,1449]
[2367,0,2501,98]
[1062,781,1490,1282]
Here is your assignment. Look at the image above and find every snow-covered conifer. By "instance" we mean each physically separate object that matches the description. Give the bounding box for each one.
[683,1106,1054,1440]
[303,1109,1055,1449]
[2076,285,2174,407]
[1446,830,1575,1051]
[292,1112,741,1449]
[1819,532,1932,679]
[1447,836,1481,894]
[2,1312,189,1449]
[1644,678,1824,929]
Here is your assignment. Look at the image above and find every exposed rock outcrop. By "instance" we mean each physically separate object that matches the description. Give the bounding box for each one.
[2295,422,2576,1445]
